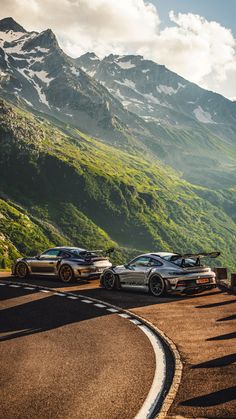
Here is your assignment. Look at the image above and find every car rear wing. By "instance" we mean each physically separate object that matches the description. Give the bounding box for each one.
[181,252,220,259]
[80,247,115,260]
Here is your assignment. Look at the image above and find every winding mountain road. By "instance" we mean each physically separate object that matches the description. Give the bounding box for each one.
[1,272,235,418]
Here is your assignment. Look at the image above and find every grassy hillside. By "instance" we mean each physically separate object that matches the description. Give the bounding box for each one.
[1,98,236,270]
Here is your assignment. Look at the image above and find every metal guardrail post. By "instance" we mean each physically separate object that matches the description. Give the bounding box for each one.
[214,267,228,283]
[230,273,236,294]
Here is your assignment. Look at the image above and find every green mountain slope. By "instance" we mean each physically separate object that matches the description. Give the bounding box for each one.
[1,97,236,270]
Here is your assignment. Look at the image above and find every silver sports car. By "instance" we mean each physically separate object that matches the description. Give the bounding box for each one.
[100,251,220,296]
[12,247,113,283]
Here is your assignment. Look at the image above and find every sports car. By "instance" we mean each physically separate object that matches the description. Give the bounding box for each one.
[100,251,220,296]
[12,246,113,283]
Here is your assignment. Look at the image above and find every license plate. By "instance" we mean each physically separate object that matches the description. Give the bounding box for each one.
[196,278,209,284]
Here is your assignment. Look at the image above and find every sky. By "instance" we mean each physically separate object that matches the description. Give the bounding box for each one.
[0,0,236,100]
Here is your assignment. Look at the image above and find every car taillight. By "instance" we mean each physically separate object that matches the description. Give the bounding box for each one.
[176,281,186,287]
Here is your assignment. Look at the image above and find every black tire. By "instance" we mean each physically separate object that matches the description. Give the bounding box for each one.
[15,262,29,279]
[149,275,166,297]
[59,264,74,283]
[101,271,117,290]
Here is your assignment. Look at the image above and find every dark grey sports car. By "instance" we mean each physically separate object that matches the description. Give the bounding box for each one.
[100,251,220,296]
[12,247,113,283]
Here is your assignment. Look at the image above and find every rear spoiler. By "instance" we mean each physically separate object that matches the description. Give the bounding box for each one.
[80,247,115,259]
[181,252,221,259]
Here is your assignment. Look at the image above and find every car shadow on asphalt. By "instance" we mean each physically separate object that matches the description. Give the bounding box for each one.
[1,276,228,309]
[0,287,110,342]
[180,386,236,407]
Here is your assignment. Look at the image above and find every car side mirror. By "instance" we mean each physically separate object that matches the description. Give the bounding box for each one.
[124,263,130,269]
[36,255,41,259]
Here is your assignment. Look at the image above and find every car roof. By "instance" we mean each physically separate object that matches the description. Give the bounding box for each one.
[137,252,176,258]
[50,247,86,252]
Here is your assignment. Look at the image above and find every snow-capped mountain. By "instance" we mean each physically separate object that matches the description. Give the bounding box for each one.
[0,17,150,146]
[77,53,236,129]
[1,17,236,189]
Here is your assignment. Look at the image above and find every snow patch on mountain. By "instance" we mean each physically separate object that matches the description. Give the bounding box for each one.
[0,30,25,47]
[71,66,80,76]
[157,83,186,95]
[117,60,136,70]
[193,106,216,124]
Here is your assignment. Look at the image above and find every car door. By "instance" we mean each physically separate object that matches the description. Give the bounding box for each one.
[121,256,152,285]
[30,249,61,275]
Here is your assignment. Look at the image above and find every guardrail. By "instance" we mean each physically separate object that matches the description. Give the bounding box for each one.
[214,267,236,294]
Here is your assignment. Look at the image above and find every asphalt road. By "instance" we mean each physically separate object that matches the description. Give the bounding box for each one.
[0,277,156,419]
[1,273,236,418]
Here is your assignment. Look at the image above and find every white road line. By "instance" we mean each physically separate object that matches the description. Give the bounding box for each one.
[118,313,130,319]
[130,319,142,325]
[40,289,50,293]
[0,283,6,286]
[94,303,106,308]
[9,284,21,288]
[135,324,166,419]
[23,287,35,290]
[81,299,93,304]
[67,296,79,300]
[54,293,65,297]
[107,308,119,313]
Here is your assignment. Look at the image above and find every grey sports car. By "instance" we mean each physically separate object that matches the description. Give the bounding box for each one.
[100,252,220,296]
[12,247,113,283]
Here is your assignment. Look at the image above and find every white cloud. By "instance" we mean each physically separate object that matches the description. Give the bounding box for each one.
[0,1,236,99]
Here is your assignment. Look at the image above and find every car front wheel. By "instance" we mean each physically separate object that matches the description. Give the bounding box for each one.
[149,275,166,297]
[15,262,29,279]
[59,264,74,283]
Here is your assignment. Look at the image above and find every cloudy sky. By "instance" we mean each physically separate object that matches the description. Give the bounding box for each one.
[0,0,236,100]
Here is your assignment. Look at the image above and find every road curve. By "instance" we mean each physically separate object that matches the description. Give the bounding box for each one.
[0,279,162,419]
[3,274,234,418]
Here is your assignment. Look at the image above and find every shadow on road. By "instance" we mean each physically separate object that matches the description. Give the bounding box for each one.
[191,353,236,368]
[0,287,108,342]
[206,332,236,341]
[181,386,236,407]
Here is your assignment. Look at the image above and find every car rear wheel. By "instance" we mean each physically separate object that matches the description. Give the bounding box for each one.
[15,262,29,279]
[59,264,74,283]
[102,271,117,290]
[149,275,166,297]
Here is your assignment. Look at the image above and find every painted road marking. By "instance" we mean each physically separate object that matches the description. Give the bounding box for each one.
[9,284,21,288]
[119,313,131,319]
[40,289,50,293]
[54,293,65,297]
[81,299,93,304]
[107,308,119,313]
[23,287,36,290]
[94,303,106,308]
[130,319,142,325]
[67,296,79,300]
[0,283,6,286]
[135,324,166,419]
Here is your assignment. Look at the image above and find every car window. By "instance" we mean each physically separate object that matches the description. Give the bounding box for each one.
[149,258,162,267]
[40,249,61,258]
[58,251,71,258]
[130,256,151,267]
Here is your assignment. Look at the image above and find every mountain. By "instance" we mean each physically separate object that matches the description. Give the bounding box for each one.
[0,18,236,271]
[1,97,236,270]
[1,18,236,190]
[77,53,236,188]
[0,18,159,154]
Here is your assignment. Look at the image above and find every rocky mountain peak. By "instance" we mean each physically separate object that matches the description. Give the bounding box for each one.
[22,28,59,51]
[0,17,27,33]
